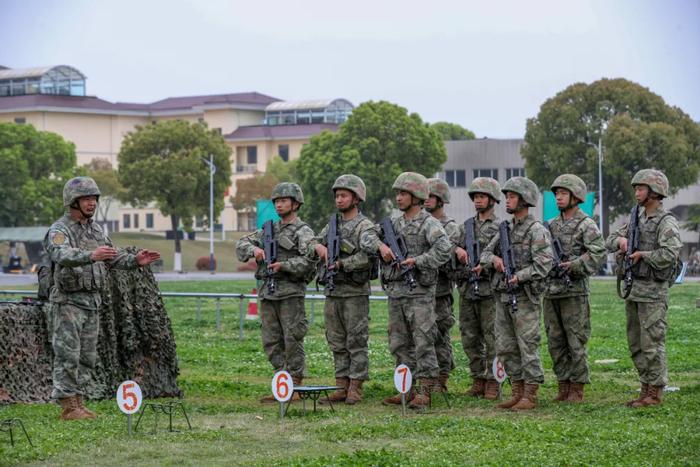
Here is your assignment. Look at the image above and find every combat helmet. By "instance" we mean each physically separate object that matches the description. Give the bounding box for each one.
[271,182,304,204]
[332,174,366,202]
[468,177,501,203]
[551,174,587,204]
[63,177,101,208]
[427,178,451,203]
[631,169,669,198]
[501,176,539,207]
[392,172,429,201]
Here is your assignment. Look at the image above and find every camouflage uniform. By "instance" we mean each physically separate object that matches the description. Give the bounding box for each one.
[481,177,553,409]
[606,170,682,405]
[44,177,139,402]
[544,175,606,400]
[236,183,315,381]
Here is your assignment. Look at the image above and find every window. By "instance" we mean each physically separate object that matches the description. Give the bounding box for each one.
[444,169,466,187]
[196,216,205,228]
[246,146,257,165]
[123,214,131,229]
[14,117,26,124]
[133,214,139,229]
[146,213,154,229]
[278,144,289,162]
[473,168,499,181]
[506,167,526,179]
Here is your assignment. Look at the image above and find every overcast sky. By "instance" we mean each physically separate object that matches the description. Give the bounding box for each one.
[1,0,698,138]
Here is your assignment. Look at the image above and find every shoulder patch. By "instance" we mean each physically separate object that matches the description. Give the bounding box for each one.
[51,232,66,245]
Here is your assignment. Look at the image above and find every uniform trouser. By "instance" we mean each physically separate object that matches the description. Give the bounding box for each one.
[324,295,370,381]
[260,296,308,379]
[495,295,544,384]
[388,295,439,379]
[625,300,668,387]
[51,303,99,400]
[459,294,497,379]
[543,296,591,384]
[434,294,456,376]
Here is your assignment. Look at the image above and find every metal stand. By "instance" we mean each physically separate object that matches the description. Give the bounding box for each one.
[282,386,341,417]
[134,401,192,434]
[1,418,33,447]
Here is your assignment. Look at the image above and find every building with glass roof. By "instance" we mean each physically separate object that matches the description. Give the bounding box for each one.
[0,65,87,97]
[264,98,353,125]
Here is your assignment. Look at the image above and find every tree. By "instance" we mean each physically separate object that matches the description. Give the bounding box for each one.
[0,122,79,227]
[296,100,447,230]
[683,204,700,247]
[83,158,126,228]
[523,78,700,236]
[231,171,279,211]
[430,121,476,140]
[118,120,232,271]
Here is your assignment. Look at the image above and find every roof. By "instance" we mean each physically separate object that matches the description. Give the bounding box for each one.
[149,92,280,111]
[0,65,86,81]
[0,227,49,242]
[265,98,353,112]
[225,123,339,141]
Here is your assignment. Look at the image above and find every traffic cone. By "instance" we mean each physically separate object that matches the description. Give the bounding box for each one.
[246,288,259,320]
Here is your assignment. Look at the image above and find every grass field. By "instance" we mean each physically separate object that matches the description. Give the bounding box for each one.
[1,280,699,465]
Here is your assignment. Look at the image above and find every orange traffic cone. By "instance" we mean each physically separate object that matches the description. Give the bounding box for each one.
[246,288,259,320]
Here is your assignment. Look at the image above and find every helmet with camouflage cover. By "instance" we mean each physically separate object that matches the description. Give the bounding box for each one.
[332,174,366,202]
[392,172,429,201]
[63,176,101,207]
[271,182,304,204]
[468,177,501,203]
[551,174,587,204]
[501,176,539,207]
[631,169,669,198]
[427,178,450,203]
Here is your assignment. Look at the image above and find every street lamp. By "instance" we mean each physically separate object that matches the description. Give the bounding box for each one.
[202,154,216,274]
[586,137,604,235]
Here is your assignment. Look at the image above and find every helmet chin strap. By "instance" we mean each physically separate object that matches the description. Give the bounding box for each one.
[476,199,495,213]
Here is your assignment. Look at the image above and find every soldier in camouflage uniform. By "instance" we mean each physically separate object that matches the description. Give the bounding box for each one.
[44,177,161,420]
[424,178,458,392]
[544,175,606,402]
[362,172,452,409]
[480,177,553,411]
[236,183,315,402]
[454,177,502,400]
[606,169,682,407]
[311,175,379,405]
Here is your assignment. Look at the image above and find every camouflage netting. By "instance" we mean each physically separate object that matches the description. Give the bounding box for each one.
[0,247,181,404]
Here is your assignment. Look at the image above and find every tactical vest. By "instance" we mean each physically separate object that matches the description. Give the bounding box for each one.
[437,218,456,278]
[396,211,437,287]
[497,216,547,298]
[51,221,107,293]
[256,220,311,283]
[335,215,374,285]
[549,214,588,278]
[632,210,677,282]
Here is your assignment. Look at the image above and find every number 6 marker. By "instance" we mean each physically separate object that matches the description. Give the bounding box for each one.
[271,370,294,402]
[492,357,507,384]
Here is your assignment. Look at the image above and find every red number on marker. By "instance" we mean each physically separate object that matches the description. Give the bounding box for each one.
[496,361,505,379]
[122,382,138,411]
[398,366,408,393]
[276,373,289,398]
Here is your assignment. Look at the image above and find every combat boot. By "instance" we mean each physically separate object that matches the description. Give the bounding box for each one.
[76,395,97,419]
[512,383,539,411]
[626,383,649,407]
[465,378,486,397]
[496,380,524,409]
[382,388,415,405]
[59,396,91,421]
[633,385,663,408]
[345,379,364,405]
[435,373,450,393]
[566,382,584,403]
[409,379,434,409]
[483,379,501,400]
[290,376,303,402]
[323,377,349,403]
[554,381,571,402]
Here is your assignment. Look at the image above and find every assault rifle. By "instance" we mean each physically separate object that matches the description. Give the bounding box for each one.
[499,221,518,313]
[464,217,481,297]
[262,220,278,294]
[380,218,417,290]
[543,221,572,288]
[324,214,341,291]
[619,204,640,299]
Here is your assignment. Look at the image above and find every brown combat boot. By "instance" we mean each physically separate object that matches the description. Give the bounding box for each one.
[76,395,97,419]
[59,396,91,421]
[626,383,649,407]
[435,373,450,393]
[483,379,500,400]
[554,381,571,402]
[324,377,349,403]
[465,378,487,397]
[633,385,664,408]
[496,380,524,409]
[345,379,364,405]
[566,382,584,403]
[382,388,415,405]
[409,379,433,409]
[512,383,539,411]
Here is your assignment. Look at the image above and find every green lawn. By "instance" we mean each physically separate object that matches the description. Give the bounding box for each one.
[1,280,699,465]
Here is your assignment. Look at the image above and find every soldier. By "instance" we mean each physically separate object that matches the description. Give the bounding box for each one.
[454,177,502,400]
[544,175,606,402]
[424,178,458,392]
[44,177,161,420]
[480,177,553,411]
[311,175,379,405]
[363,172,452,409]
[236,183,315,402]
[606,169,681,407]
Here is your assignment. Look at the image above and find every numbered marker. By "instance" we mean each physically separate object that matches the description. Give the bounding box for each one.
[271,371,294,402]
[492,357,507,384]
[117,380,142,415]
[393,364,412,394]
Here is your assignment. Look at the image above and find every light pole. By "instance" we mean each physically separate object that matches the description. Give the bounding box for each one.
[586,137,604,235]
[202,155,216,274]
